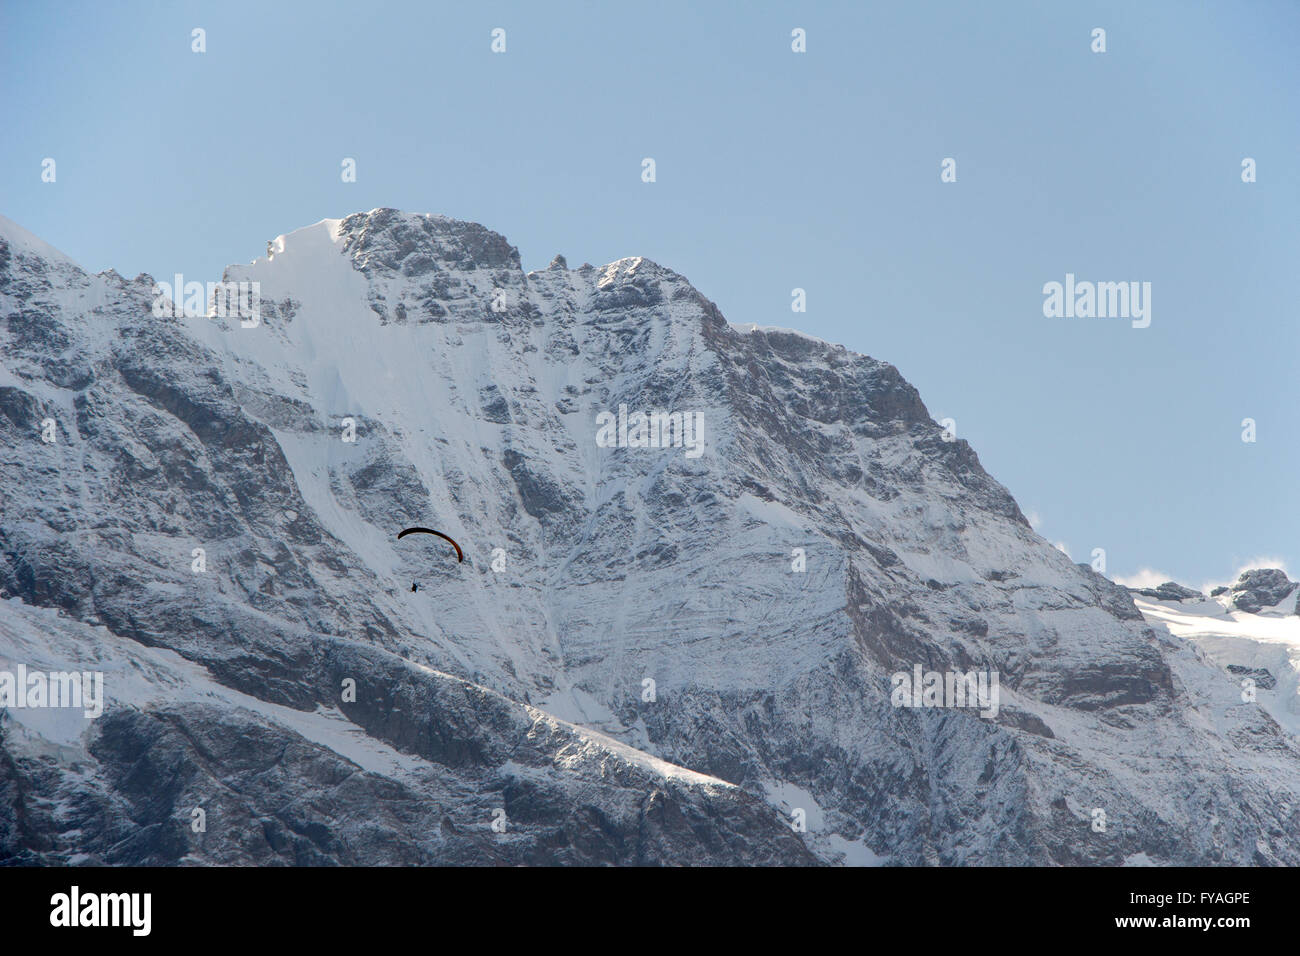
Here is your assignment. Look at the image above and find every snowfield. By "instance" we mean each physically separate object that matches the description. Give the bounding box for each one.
[1135,591,1300,736]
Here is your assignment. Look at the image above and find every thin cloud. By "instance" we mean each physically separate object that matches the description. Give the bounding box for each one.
[1112,568,1176,589]
[1200,556,1292,595]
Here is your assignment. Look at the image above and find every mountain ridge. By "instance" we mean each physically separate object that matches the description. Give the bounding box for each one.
[2,208,1299,865]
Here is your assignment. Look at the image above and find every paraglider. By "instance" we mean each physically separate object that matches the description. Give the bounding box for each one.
[396,527,464,592]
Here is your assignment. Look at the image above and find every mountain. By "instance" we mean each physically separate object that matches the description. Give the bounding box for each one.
[2,208,1299,865]
[1133,569,1300,739]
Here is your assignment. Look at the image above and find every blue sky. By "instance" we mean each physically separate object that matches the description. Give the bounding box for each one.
[3,0,1297,587]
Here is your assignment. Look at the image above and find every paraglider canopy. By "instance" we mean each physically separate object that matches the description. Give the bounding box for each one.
[396,527,464,562]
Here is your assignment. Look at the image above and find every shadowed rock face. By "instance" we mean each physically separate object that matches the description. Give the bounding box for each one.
[2,209,1300,866]
[1228,569,1297,614]
[2,680,814,867]
[1227,665,1278,692]
[1128,581,1203,602]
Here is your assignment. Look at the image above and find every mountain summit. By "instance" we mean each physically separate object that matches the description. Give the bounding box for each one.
[2,209,1298,865]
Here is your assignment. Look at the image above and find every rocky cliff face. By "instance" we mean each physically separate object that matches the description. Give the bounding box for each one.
[1128,581,1204,603]
[1227,569,1297,614]
[2,209,1298,865]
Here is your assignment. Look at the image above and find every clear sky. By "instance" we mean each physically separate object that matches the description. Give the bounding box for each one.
[3,0,1297,588]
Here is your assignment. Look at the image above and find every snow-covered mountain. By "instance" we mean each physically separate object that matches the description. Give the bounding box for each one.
[1131,570,1300,738]
[2,208,1298,865]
